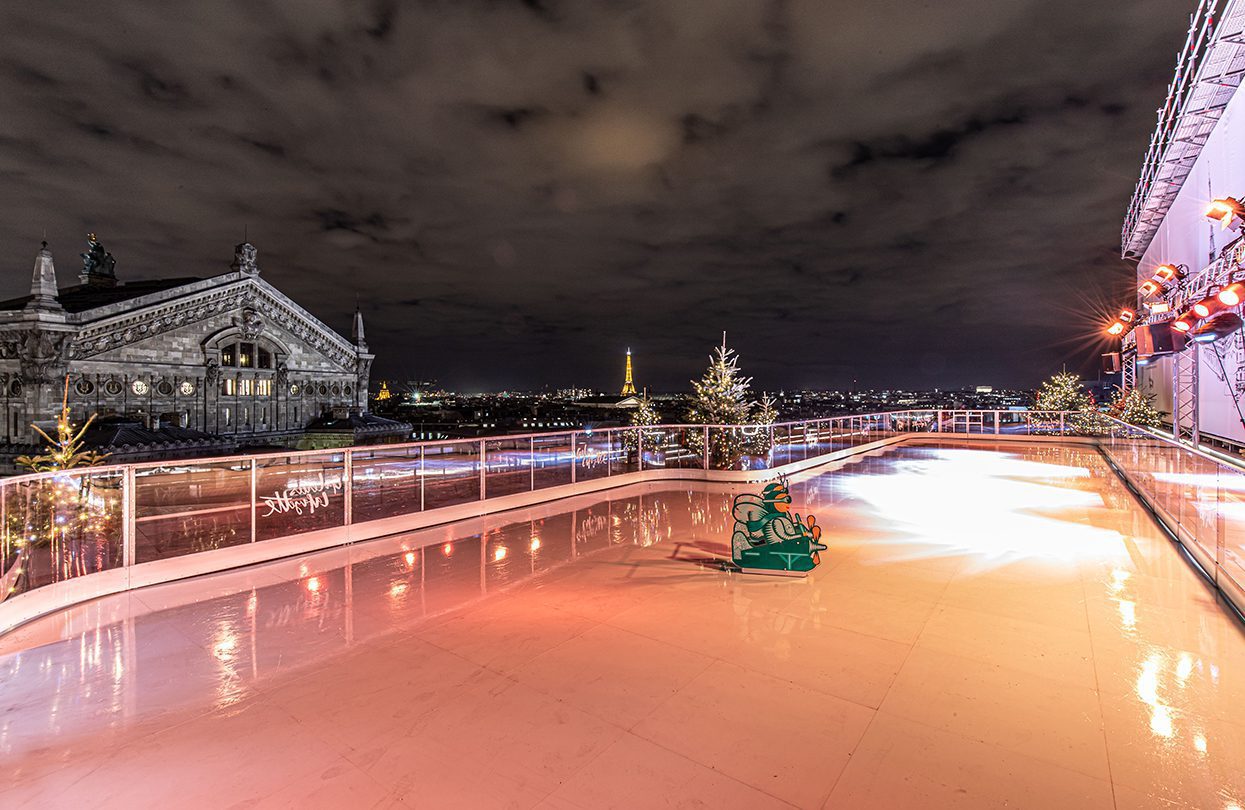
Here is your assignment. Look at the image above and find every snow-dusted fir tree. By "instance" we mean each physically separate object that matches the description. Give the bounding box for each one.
[686,335,754,466]
[1109,387,1163,429]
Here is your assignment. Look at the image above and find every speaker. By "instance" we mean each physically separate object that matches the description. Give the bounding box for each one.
[1101,352,1121,373]
[1134,322,1188,357]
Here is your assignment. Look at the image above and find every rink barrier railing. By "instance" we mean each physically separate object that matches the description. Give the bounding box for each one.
[1,409,1242,633]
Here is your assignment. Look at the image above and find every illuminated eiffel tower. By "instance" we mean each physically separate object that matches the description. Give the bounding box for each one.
[620,348,637,396]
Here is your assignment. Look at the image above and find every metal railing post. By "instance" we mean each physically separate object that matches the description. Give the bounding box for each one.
[419,446,426,511]
[530,436,536,491]
[570,432,577,484]
[937,410,943,432]
[606,429,613,476]
[704,426,710,469]
[123,466,135,567]
[994,411,1000,435]
[249,459,257,543]
[343,449,353,527]
[637,428,644,472]
[1060,412,1066,435]
[479,439,487,500]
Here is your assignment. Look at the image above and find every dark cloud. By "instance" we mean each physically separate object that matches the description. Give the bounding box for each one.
[0,0,1190,391]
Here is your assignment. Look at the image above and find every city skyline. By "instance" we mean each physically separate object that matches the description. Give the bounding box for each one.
[0,2,1187,390]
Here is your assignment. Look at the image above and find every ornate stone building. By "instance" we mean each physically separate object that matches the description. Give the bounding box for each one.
[0,237,383,451]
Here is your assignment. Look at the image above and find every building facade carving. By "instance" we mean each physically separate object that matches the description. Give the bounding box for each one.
[0,239,376,447]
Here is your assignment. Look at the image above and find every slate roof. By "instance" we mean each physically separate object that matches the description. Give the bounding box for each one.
[0,278,202,314]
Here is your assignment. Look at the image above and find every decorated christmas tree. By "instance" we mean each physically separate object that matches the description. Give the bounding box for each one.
[746,392,779,455]
[1034,371,1093,413]
[625,392,664,456]
[1108,387,1163,429]
[686,335,755,467]
[4,377,117,601]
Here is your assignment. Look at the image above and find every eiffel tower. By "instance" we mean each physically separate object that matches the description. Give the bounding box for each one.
[620,348,637,396]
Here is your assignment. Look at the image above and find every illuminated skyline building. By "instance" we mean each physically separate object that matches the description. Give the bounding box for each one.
[620,348,637,396]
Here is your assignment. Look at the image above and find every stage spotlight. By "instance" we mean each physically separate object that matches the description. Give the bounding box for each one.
[1106,321,1125,336]
[1190,311,1245,343]
[1139,280,1161,297]
[1172,316,1193,332]
[1153,264,1182,283]
[1206,197,1245,231]
[1219,283,1244,306]
[1119,308,1135,323]
[1192,299,1215,318]
[1146,301,1171,314]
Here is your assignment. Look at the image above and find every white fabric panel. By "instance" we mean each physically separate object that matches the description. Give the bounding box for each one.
[1136,85,1245,444]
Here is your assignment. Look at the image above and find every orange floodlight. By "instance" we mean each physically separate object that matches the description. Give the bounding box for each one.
[1172,317,1193,332]
[1153,264,1181,283]
[1106,321,1125,336]
[1119,308,1135,323]
[1219,283,1244,306]
[1139,280,1161,297]
[1207,197,1245,231]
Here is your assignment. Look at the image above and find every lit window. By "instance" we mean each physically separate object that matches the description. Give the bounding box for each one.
[223,407,231,426]
[257,379,272,396]
[221,378,237,396]
[222,344,236,366]
[239,343,254,369]
[238,378,254,396]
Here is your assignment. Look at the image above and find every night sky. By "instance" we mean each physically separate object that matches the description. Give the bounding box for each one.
[0,1,1190,392]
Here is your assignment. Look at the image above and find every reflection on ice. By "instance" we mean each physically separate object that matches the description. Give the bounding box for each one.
[834,448,1124,566]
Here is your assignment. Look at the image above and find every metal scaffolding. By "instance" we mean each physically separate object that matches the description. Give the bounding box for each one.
[1122,0,1245,260]
[1173,345,1201,444]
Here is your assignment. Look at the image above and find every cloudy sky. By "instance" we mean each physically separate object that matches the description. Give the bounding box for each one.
[0,1,1190,391]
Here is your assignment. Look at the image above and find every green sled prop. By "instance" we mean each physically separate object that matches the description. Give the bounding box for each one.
[730,481,826,576]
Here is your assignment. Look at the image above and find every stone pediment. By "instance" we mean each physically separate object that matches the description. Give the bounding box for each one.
[68,277,357,369]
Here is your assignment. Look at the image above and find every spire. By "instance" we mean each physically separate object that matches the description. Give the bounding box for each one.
[25,241,63,313]
[352,306,367,350]
[621,347,637,396]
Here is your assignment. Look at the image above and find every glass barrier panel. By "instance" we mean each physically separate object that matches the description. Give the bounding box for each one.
[770,424,794,467]
[575,431,611,482]
[352,446,422,523]
[1,470,124,598]
[423,441,482,509]
[485,438,531,498]
[134,459,251,563]
[609,429,639,476]
[255,453,346,541]
[1219,461,1245,594]
[533,434,574,490]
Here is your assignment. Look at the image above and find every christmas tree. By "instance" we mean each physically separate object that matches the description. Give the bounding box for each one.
[1108,387,1163,429]
[746,392,779,455]
[625,392,664,456]
[15,378,110,472]
[1033,371,1107,434]
[686,335,755,467]
[5,377,117,601]
[1034,371,1093,413]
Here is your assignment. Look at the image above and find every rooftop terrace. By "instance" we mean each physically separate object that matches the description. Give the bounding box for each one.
[1,416,1243,808]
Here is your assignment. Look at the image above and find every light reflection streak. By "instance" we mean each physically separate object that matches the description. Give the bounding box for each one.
[836,449,1123,567]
